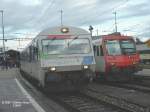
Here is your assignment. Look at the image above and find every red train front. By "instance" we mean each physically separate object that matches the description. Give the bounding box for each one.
[93,33,142,80]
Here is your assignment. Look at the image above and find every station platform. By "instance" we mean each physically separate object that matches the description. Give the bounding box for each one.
[0,68,45,112]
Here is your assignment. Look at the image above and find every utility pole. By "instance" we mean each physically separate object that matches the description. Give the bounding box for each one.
[60,10,63,26]
[0,11,5,57]
[0,10,6,69]
[0,10,5,53]
[96,29,99,36]
[113,11,118,32]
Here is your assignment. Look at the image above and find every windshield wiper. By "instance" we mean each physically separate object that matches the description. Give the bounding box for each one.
[67,36,78,47]
[51,37,56,40]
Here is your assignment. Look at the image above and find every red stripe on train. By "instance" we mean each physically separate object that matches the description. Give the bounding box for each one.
[47,35,71,39]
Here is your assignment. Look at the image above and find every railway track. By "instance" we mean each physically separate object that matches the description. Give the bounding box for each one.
[132,75,150,88]
[18,70,150,112]
[19,73,129,112]
[95,73,150,94]
[49,93,128,112]
[98,82,150,94]
[18,71,130,112]
[84,84,150,112]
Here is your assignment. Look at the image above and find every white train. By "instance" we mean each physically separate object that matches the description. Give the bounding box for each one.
[20,26,95,91]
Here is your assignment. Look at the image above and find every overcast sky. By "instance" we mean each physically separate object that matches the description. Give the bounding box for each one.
[0,0,150,50]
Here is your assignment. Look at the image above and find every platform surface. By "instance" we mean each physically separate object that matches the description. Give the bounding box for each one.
[0,68,45,112]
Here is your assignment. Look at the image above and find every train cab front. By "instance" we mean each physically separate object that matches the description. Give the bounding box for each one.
[40,37,95,90]
[105,38,142,76]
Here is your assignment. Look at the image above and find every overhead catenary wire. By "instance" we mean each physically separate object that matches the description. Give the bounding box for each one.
[80,0,130,27]
[34,0,55,29]
[29,0,55,29]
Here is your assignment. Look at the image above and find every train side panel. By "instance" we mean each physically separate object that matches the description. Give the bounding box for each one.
[95,56,105,73]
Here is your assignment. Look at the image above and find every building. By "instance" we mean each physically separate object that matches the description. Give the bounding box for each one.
[136,43,150,64]
[0,49,20,67]
[145,39,150,47]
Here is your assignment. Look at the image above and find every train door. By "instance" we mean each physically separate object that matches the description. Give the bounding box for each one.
[29,41,39,78]
[94,45,105,73]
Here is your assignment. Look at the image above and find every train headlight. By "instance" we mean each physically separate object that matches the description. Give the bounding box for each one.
[50,67,56,71]
[83,65,89,69]
[110,62,115,66]
[61,27,69,33]
[133,62,137,65]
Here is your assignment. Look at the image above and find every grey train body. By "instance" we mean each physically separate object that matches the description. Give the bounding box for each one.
[20,26,95,91]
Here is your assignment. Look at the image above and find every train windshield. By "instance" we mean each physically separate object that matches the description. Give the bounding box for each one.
[42,38,91,54]
[120,40,136,54]
[106,39,136,55]
[106,40,122,55]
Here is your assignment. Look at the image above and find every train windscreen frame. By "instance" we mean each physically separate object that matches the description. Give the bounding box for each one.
[42,38,91,54]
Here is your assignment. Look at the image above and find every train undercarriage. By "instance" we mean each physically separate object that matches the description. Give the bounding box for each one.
[44,70,94,92]
[95,65,142,82]
[20,69,94,92]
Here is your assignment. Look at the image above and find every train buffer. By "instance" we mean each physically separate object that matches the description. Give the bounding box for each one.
[0,68,46,112]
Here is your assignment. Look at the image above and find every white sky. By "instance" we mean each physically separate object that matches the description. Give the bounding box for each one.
[0,0,150,51]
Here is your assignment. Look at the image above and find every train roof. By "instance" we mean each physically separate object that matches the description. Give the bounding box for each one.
[21,26,91,52]
[92,33,133,40]
[92,33,134,45]
[35,26,90,40]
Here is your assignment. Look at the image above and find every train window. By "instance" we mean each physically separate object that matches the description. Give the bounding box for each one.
[42,38,91,54]
[93,45,102,56]
[96,46,100,56]
[106,40,121,55]
[33,46,38,61]
[120,40,136,54]
[24,49,29,62]
[93,46,96,56]
[29,46,32,62]
[100,45,104,56]
[29,46,34,62]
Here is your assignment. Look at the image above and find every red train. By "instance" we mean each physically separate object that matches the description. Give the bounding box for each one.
[92,32,142,81]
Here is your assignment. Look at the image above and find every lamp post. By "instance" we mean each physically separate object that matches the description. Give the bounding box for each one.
[0,10,6,68]
[89,25,93,37]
